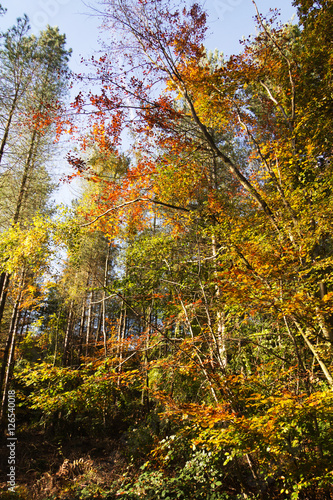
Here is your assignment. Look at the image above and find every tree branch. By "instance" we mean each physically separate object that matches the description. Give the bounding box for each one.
[81,197,190,227]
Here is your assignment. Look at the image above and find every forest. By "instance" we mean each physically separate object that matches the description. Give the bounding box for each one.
[0,0,333,498]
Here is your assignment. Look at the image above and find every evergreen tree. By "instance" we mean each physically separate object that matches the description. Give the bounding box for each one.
[0,16,71,427]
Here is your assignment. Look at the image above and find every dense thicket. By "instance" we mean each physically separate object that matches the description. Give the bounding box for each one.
[1,1,333,499]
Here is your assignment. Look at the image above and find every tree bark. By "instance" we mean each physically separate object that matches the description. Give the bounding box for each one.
[0,128,39,326]
[0,285,22,428]
[63,301,74,367]
[85,290,93,358]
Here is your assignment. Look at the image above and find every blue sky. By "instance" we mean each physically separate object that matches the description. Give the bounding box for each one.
[0,0,297,203]
[2,0,297,70]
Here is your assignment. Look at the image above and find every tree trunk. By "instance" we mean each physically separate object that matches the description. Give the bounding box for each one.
[0,272,10,326]
[77,299,86,362]
[0,286,22,428]
[141,305,152,410]
[0,128,39,326]
[53,308,62,367]
[85,290,93,358]
[62,301,74,367]
[0,88,20,166]
[293,319,333,386]
[117,302,127,386]
[102,242,111,358]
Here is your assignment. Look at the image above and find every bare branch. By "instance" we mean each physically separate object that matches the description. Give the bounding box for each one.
[80,197,190,227]
[251,0,296,124]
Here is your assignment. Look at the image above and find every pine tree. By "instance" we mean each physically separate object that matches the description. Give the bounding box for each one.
[0,17,71,428]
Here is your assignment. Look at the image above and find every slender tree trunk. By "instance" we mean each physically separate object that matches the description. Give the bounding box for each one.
[0,88,20,166]
[0,272,10,326]
[117,302,127,386]
[102,243,111,358]
[141,305,152,410]
[12,129,38,224]
[95,303,102,347]
[63,301,74,367]
[18,308,28,338]
[77,299,86,361]
[53,308,62,367]
[0,285,22,428]
[85,290,93,357]
[208,154,228,370]
[0,128,39,326]
[293,319,333,386]
[0,272,6,301]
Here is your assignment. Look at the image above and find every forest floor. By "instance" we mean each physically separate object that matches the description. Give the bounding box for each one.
[0,429,130,499]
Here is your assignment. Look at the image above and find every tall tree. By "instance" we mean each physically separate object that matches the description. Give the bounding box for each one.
[0,21,71,323]
[0,18,71,429]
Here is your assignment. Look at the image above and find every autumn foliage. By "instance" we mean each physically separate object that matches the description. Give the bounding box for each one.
[1,1,333,499]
